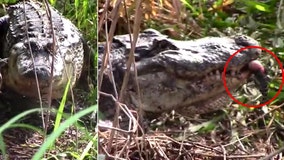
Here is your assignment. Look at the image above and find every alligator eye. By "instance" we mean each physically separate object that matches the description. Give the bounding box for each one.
[98,44,105,53]
[59,37,65,42]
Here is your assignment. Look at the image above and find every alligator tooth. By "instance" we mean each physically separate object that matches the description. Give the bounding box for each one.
[216,70,221,80]
[216,70,220,75]
[210,72,215,80]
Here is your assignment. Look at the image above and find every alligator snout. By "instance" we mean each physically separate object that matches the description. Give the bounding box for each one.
[24,66,51,81]
[13,45,53,81]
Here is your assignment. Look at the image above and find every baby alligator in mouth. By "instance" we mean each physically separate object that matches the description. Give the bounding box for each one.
[99,29,268,117]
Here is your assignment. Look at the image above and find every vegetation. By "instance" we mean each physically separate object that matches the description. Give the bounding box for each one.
[0,0,97,159]
[98,0,284,159]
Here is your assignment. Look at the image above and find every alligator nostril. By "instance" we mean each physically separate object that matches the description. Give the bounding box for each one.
[24,66,51,80]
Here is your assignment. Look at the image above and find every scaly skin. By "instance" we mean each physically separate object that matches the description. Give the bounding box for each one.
[0,0,86,99]
[99,29,268,117]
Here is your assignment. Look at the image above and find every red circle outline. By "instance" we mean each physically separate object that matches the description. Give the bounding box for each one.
[222,46,284,108]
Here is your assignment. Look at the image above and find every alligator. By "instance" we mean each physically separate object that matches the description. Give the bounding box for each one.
[0,0,88,100]
[99,29,268,119]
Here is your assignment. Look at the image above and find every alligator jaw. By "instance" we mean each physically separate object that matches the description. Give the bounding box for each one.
[173,59,267,115]
[225,60,265,89]
[129,59,266,114]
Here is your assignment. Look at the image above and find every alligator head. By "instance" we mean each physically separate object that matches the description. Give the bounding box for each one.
[99,29,267,116]
[0,1,85,99]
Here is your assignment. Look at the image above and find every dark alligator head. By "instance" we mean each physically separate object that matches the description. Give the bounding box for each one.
[0,1,85,99]
[99,29,267,116]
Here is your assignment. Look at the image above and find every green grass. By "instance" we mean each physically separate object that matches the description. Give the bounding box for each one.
[32,105,97,160]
